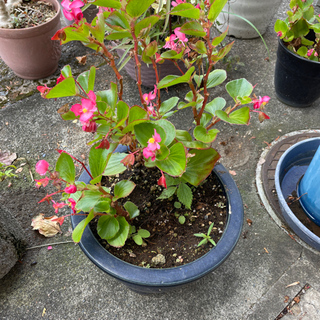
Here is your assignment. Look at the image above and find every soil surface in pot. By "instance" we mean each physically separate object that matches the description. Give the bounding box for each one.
[286,191,320,237]
[90,166,227,269]
[3,0,56,29]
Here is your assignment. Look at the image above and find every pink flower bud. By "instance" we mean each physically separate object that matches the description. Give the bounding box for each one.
[64,185,77,194]
[158,172,167,189]
[35,160,50,176]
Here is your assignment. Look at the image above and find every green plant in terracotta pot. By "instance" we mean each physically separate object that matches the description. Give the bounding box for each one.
[33,0,270,292]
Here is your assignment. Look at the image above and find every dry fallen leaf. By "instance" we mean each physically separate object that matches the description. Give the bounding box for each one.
[31,214,61,237]
[229,170,237,176]
[0,150,17,166]
[293,296,300,304]
[247,219,252,226]
[258,158,266,165]
[76,55,87,65]
[42,308,46,317]
[286,281,300,288]
[263,247,269,254]
[15,167,23,173]
[284,295,290,303]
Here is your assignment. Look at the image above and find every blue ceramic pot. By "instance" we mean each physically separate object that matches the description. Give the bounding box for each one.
[275,137,320,251]
[71,162,244,294]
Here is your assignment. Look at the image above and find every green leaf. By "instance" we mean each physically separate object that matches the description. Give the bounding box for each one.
[297,46,308,57]
[155,143,186,176]
[124,201,139,219]
[61,65,72,78]
[97,215,120,240]
[94,198,111,213]
[160,50,184,60]
[56,152,75,183]
[197,238,208,246]
[91,0,121,8]
[144,40,158,57]
[208,0,228,22]
[291,18,309,38]
[96,124,110,135]
[135,16,160,37]
[155,119,176,146]
[76,67,96,94]
[226,78,253,101]
[159,97,179,115]
[156,144,170,160]
[106,10,130,29]
[211,27,229,46]
[116,101,129,128]
[182,148,220,185]
[211,42,234,62]
[61,111,76,121]
[126,0,155,17]
[216,107,250,125]
[114,180,135,200]
[205,97,226,116]
[72,210,95,243]
[46,78,76,98]
[274,19,288,35]
[75,190,101,212]
[175,130,192,141]
[178,215,186,224]
[97,83,118,111]
[177,183,192,209]
[170,3,200,19]
[137,229,150,238]
[106,31,132,40]
[89,144,113,182]
[206,69,227,88]
[180,21,206,37]
[193,40,207,54]
[103,152,127,175]
[133,234,143,245]
[128,105,148,124]
[107,216,130,247]
[157,186,177,199]
[194,126,219,143]
[88,13,106,43]
[157,66,195,89]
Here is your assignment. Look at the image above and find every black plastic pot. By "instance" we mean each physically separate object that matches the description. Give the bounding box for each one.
[275,137,320,251]
[274,38,320,107]
[71,163,244,294]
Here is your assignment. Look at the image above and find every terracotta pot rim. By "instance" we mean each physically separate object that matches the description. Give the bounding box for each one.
[0,0,60,37]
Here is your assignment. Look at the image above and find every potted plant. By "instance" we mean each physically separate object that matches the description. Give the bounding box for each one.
[216,0,282,39]
[33,0,270,293]
[274,0,320,107]
[0,0,61,79]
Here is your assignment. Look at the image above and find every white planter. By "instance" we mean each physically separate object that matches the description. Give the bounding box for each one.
[216,0,282,39]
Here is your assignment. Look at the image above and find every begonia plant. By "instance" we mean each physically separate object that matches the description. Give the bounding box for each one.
[275,0,320,61]
[34,0,270,248]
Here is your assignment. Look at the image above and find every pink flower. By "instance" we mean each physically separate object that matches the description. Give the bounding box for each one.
[35,177,51,188]
[82,121,97,132]
[52,200,67,213]
[56,74,65,84]
[163,34,177,50]
[174,27,188,44]
[98,6,115,14]
[171,0,186,6]
[155,53,164,63]
[307,49,316,57]
[252,96,270,109]
[277,31,283,37]
[61,0,84,22]
[157,171,167,189]
[147,106,157,117]
[51,216,65,226]
[143,85,157,106]
[143,147,156,161]
[70,91,97,124]
[147,129,161,151]
[37,84,50,97]
[35,160,50,176]
[64,185,77,194]
[68,198,76,213]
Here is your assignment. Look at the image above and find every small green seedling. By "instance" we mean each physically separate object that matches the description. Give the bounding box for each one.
[0,162,17,181]
[131,227,150,246]
[194,223,216,247]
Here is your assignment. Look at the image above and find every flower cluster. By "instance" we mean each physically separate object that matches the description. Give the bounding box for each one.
[61,0,84,22]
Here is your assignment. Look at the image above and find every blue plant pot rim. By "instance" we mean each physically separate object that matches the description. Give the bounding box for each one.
[71,163,243,288]
[275,137,320,246]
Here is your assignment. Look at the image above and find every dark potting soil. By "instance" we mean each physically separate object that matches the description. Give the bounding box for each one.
[90,166,228,269]
[286,190,320,237]
[6,0,56,29]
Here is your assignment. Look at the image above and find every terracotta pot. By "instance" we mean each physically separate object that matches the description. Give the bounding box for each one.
[216,0,282,39]
[115,46,187,88]
[0,0,61,79]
